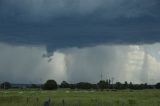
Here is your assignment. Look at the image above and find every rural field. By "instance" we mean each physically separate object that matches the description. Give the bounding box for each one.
[0,89,160,106]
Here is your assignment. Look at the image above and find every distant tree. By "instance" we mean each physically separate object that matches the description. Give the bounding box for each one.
[140,83,148,89]
[144,83,148,89]
[92,84,98,89]
[76,82,92,89]
[147,85,154,89]
[129,82,134,89]
[133,84,144,90]
[97,80,107,90]
[124,81,128,89]
[1,82,11,89]
[60,81,70,88]
[155,83,160,89]
[31,84,38,88]
[43,80,57,90]
[115,82,123,89]
[69,84,76,89]
[139,84,145,90]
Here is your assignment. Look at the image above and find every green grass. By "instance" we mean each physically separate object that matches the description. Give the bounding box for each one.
[0,89,160,106]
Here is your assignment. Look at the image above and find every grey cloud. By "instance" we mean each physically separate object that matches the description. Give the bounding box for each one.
[0,0,159,22]
[0,0,160,54]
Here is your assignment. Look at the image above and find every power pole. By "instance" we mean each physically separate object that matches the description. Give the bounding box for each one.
[111,77,114,85]
[4,82,5,90]
[40,78,42,90]
[111,77,114,89]
[101,71,103,81]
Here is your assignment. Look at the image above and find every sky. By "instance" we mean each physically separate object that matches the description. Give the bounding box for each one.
[0,0,160,84]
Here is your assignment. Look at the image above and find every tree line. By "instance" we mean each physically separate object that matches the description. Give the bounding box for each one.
[1,79,160,90]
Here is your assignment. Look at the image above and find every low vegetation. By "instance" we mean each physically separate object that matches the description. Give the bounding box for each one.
[0,80,160,106]
[0,89,160,106]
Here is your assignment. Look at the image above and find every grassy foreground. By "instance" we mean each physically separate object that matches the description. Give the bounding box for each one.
[0,89,160,106]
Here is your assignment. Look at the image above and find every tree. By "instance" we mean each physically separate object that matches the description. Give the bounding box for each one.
[60,81,69,88]
[1,82,11,89]
[76,82,92,89]
[43,80,58,90]
[155,83,160,89]
[115,82,123,89]
[31,84,39,88]
[97,80,107,90]
[124,81,128,89]
[69,84,76,89]
[129,82,134,89]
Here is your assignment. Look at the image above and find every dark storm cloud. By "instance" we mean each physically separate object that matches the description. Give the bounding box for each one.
[0,0,160,52]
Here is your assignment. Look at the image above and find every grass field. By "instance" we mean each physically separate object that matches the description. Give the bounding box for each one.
[0,89,160,106]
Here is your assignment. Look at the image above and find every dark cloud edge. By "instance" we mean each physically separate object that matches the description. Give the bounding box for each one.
[0,35,160,56]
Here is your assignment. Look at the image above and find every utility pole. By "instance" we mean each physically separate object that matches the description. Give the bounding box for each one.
[40,78,42,90]
[4,82,5,90]
[111,77,114,85]
[106,74,109,82]
[101,71,103,81]
[112,77,114,84]
[111,77,114,89]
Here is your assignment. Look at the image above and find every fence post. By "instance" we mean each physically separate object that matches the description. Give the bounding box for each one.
[36,97,39,106]
[44,98,51,106]
[62,99,65,106]
[26,97,29,104]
